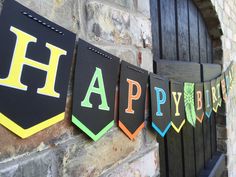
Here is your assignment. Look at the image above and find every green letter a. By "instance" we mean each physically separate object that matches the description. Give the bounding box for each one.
[81,67,110,111]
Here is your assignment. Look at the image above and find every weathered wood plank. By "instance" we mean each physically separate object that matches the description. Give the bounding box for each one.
[156,133,167,177]
[156,60,200,177]
[194,121,205,176]
[150,0,160,61]
[207,33,213,63]
[177,0,189,61]
[199,14,207,63]
[202,64,221,165]
[160,0,177,60]
[188,0,199,62]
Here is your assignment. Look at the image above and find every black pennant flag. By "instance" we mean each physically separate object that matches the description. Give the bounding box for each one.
[195,83,204,123]
[225,69,230,95]
[229,63,234,89]
[119,61,148,140]
[72,39,120,141]
[216,76,222,107]
[150,73,171,137]
[220,74,227,102]
[211,79,218,112]
[0,0,76,138]
[204,82,212,118]
[170,81,185,133]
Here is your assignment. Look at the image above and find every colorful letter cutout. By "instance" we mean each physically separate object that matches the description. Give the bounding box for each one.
[72,39,120,141]
[221,75,227,102]
[195,83,204,123]
[211,79,219,112]
[0,0,76,138]
[204,82,213,118]
[119,61,148,140]
[184,83,196,127]
[150,73,171,137]
[170,81,185,133]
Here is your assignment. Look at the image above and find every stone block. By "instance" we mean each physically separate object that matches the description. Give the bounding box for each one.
[137,0,150,18]
[16,0,79,33]
[106,0,134,9]
[86,1,131,45]
[61,128,146,177]
[0,96,76,162]
[139,48,153,72]
[102,148,160,177]
[130,15,152,48]
[0,149,58,177]
[86,1,152,47]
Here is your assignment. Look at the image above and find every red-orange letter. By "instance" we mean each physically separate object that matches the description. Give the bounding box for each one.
[125,79,142,114]
[196,91,202,110]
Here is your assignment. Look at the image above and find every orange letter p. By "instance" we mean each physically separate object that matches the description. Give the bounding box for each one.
[125,79,142,114]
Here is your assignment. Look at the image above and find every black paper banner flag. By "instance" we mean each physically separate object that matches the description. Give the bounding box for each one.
[72,39,120,141]
[225,69,230,95]
[0,0,76,138]
[211,79,219,112]
[184,83,196,127]
[170,81,185,133]
[150,73,171,137]
[119,61,148,140]
[216,76,222,107]
[221,74,227,102]
[229,63,234,89]
[195,83,204,123]
[204,82,213,118]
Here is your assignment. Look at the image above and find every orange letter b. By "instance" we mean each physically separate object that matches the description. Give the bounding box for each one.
[125,79,142,114]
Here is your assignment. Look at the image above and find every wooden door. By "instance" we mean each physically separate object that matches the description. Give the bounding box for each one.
[150,0,225,176]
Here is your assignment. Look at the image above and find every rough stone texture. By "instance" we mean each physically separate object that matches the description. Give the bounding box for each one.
[16,0,80,34]
[0,150,59,177]
[209,0,236,176]
[137,0,150,18]
[61,128,157,177]
[102,147,159,177]
[86,1,152,48]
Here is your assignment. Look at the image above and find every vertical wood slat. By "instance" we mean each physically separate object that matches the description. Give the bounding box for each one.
[194,7,208,176]
[194,119,205,176]
[159,0,178,176]
[156,60,200,177]
[150,0,160,61]
[164,0,187,176]
[187,1,199,176]
[156,134,167,177]
[188,0,199,62]
[207,33,213,64]
[160,0,177,60]
[211,113,217,156]
[177,0,189,61]
[202,64,221,165]
[198,13,207,63]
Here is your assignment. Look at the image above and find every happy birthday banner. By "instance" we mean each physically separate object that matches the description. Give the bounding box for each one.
[0,0,234,140]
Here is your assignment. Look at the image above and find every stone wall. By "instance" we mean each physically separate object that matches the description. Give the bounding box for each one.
[0,0,159,177]
[210,0,236,176]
